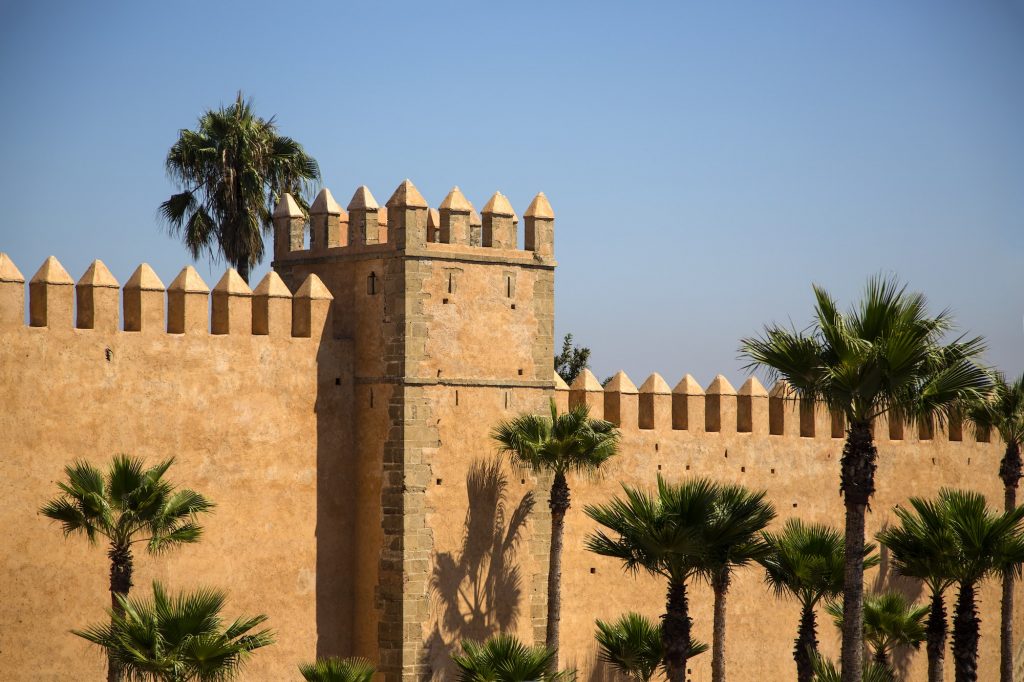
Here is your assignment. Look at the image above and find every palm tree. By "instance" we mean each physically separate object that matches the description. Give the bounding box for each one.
[702,484,776,682]
[40,455,213,682]
[809,654,899,682]
[827,592,928,674]
[762,519,880,682]
[938,489,1024,682]
[492,399,619,670]
[968,372,1024,682]
[74,581,274,682]
[160,91,320,283]
[299,657,375,682]
[740,275,990,682]
[450,633,573,681]
[585,475,718,682]
[594,612,708,682]
[877,496,959,682]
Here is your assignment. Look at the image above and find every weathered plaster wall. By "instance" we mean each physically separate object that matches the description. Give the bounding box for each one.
[0,261,355,681]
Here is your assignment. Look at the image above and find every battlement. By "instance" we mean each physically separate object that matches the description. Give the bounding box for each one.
[0,254,334,340]
[554,368,994,445]
[272,180,555,265]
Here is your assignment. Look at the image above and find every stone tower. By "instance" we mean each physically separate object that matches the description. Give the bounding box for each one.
[272,180,556,681]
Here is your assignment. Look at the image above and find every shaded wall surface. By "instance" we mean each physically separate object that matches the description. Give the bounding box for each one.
[0,267,355,680]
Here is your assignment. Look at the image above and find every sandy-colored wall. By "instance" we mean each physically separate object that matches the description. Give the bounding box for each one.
[0,266,355,681]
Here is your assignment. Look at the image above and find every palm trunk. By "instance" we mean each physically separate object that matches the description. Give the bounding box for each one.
[546,471,570,673]
[107,542,133,682]
[794,603,819,682]
[952,580,980,682]
[663,580,692,682]
[237,260,250,285]
[926,588,948,682]
[840,421,877,682]
[711,567,730,682]
[999,442,1021,682]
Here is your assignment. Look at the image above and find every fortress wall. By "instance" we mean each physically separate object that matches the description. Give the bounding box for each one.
[549,375,1019,682]
[0,257,356,681]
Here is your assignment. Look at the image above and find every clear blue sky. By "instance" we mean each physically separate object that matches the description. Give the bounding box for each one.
[1,1,1021,385]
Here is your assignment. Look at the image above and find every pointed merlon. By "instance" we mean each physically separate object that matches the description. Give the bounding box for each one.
[605,370,638,394]
[311,188,344,216]
[470,209,482,226]
[78,260,119,289]
[347,185,379,211]
[386,179,428,208]
[125,263,165,291]
[639,372,671,394]
[524,192,554,219]
[212,269,252,296]
[273,193,303,218]
[0,253,24,283]
[738,377,768,397]
[673,374,705,395]
[706,374,737,395]
[168,266,210,293]
[769,379,793,399]
[253,271,292,298]
[30,256,74,285]
[427,208,441,228]
[439,186,473,213]
[553,371,569,390]
[482,191,515,217]
[295,273,333,300]
[571,368,604,392]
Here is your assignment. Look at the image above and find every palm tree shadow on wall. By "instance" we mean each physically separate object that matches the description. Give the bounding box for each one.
[870,530,925,680]
[425,458,535,677]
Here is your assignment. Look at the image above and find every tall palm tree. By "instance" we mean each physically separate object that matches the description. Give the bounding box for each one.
[585,476,719,682]
[877,496,959,682]
[827,592,928,673]
[938,489,1024,682]
[40,455,213,682]
[160,91,320,283]
[740,275,990,682]
[299,657,376,682]
[968,372,1024,682]
[594,612,708,682]
[702,484,776,682]
[492,399,619,671]
[450,633,572,682]
[74,581,274,682]
[762,519,879,682]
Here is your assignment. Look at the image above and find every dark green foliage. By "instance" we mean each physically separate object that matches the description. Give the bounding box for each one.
[299,657,375,682]
[826,592,928,667]
[594,612,707,681]
[160,91,320,282]
[74,581,274,682]
[554,333,590,385]
[450,634,573,681]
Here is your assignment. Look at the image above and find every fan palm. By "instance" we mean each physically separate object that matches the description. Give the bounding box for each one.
[299,657,375,682]
[877,496,959,682]
[810,654,899,682]
[968,372,1024,682]
[450,633,573,681]
[827,592,928,673]
[492,399,619,670]
[40,455,213,682]
[762,519,880,682]
[938,489,1024,682]
[594,612,708,682]
[702,484,776,682]
[585,475,718,682]
[74,581,274,682]
[160,91,320,283]
[740,275,990,682]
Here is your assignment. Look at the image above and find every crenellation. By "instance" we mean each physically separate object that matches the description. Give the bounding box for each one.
[523,192,554,258]
[569,368,603,417]
[0,253,25,329]
[673,373,705,432]
[736,376,768,433]
[252,271,292,336]
[292,273,333,339]
[768,380,799,437]
[310,188,346,250]
[438,186,472,245]
[705,374,737,433]
[29,256,74,329]
[273,193,306,259]
[167,266,209,335]
[603,370,638,428]
[638,372,672,430]
[553,370,569,412]
[76,260,120,332]
[481,192,516,249]
[385,180,428,250]
[348,186,381,246]
[123,263,165,333]
[211,269,252,335]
